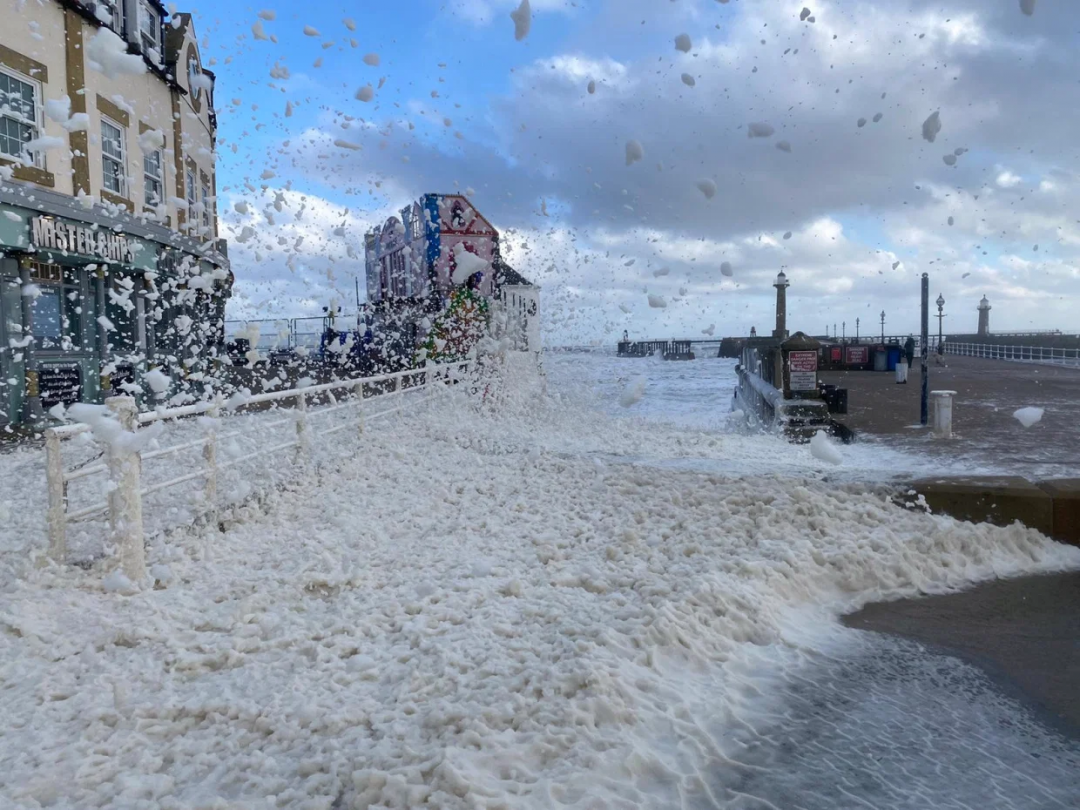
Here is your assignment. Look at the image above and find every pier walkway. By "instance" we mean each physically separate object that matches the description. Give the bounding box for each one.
[819,354,1080,479]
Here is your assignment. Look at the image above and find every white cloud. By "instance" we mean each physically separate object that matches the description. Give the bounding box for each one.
[216,0,1080,339]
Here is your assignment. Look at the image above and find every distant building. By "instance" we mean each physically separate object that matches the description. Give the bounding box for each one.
[0,0,230,424]
[365,194,500,305]
[364,194,539,356]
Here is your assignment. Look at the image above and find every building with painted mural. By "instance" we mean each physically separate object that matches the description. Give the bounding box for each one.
[0,0,229,426]
[364,194,539,361]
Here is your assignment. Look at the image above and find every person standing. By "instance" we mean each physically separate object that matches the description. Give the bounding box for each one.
[904,335,916,368]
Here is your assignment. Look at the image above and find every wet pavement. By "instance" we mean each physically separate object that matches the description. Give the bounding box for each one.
[820,355,1080,479]
[843,572,1080,739]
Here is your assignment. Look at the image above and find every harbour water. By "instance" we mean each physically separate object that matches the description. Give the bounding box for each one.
[543,349,1080,808]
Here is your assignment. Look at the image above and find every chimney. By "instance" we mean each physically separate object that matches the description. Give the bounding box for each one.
[977,295,991,337]
[773,271,790,339]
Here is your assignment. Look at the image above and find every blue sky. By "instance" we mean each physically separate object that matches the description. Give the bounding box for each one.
[193,0,1080,343]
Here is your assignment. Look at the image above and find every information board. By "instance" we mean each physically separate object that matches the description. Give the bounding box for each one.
[788,350,818,391]
[845,346,869,364]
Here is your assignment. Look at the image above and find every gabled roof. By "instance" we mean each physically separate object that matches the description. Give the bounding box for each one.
[496,259,532,287]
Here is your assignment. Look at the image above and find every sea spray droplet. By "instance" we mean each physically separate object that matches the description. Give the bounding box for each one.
[922,111,942,143]
[1013,407,1043,427]
[619,376,647,408]
[810,431,843,464]
[510,0,532,41]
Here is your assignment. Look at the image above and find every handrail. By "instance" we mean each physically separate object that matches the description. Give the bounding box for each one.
[42,360,473,572]
[942,342,1080,368]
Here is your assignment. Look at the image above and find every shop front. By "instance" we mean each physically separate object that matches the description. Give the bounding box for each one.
[0,199,229,426]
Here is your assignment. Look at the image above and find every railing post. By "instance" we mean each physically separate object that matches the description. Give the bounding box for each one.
[106,396,145,582]
[203,394,221,530]
[295,391,310,459]
[354,381,365,435]
[45,428,67,563]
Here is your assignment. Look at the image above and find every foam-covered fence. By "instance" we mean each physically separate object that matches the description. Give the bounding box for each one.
[42,361,473,579]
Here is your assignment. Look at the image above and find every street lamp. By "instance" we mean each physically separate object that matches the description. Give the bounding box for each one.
[880,310,886,343]
[936,293,946,353]
[856,317,860,343]
[842,321,846,343]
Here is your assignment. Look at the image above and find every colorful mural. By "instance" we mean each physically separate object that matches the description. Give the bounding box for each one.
[366,194,498,305]
[421,279,491,363]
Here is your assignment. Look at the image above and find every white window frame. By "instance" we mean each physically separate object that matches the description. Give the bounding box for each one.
[185,169,197,227]
[139,1,161,55]
[98,0,125,35]
[201,183,212,230]
[188,56,202,101]
[101,116,127,197]
[0,67,43,167]
[144,148,163,206]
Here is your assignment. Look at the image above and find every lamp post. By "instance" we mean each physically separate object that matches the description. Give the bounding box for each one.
[879,310,886,344]
[842,321,846,344]
[921,274,929,426]
[936,293,945,352]
[856,317,860,343]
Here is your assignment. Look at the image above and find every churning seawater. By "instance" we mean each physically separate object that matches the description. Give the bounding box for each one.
[542,349,1080,809]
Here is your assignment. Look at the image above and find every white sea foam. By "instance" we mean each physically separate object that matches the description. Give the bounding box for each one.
[1,353,1076,807]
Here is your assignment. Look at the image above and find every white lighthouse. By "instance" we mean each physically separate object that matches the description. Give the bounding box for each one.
[977,295,991,337]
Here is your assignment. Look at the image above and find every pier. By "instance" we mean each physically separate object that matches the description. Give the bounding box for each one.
[617,340,698,360]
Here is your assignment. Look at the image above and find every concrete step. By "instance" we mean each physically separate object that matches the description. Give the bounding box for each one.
[903,476,1080,546]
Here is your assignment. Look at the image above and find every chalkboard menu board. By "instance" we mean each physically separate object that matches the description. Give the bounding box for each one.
[40,365,82,409]
[110,363,135,393]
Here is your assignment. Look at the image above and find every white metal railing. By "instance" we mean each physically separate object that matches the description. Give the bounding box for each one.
[943,342,1080,368]
[43,361,472,579]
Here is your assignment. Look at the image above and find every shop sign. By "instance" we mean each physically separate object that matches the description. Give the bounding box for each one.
[789,350,818,391]
[31,216,134,264]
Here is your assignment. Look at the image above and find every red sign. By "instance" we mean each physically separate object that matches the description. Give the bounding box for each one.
[830,347,842,362]
[789,351,818,372]
[845,346,869,364]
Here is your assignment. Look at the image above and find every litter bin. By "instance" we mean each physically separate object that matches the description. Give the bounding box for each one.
[895,361,909,384]
[873,349,888,372]
[887,346,901,371]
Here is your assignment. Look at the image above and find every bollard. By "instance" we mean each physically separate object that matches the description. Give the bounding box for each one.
[354,381,365,435]
[44,428,67,563]
[931,390,956,439]
[203,394,221,530]
[105,396,146,582]
[295,391,310,459]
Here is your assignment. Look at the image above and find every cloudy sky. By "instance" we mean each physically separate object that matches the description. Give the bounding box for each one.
[201,0,1078,344]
